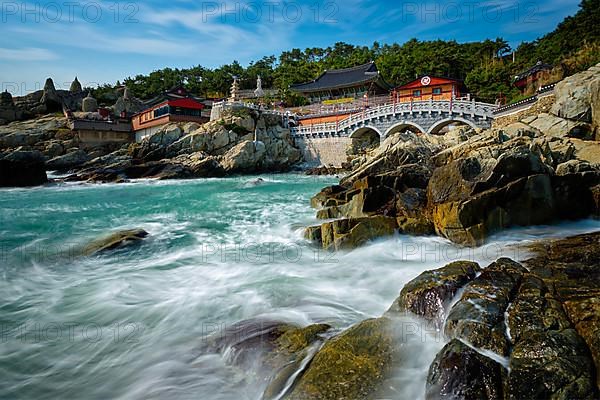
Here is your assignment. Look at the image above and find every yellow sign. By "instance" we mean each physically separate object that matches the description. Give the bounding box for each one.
[322,97,354,105]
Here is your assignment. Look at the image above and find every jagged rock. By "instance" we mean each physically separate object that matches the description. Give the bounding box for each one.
[426,339,507,400]
[39,78,62,112]
[46,149,90,171]
[551,63,600,129]
[82,229,149,256]
[387,261,481,327]
[445,258,528,356]
[307,216,397,251]
[524,233,600,393]
[69,77,82,93]
[528,112,592,139]
[0,149,47,187]
[286,318,396,400]
[220,140,266,172]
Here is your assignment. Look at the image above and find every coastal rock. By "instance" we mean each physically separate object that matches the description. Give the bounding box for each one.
[307,216,397,251]
[0,149,47,187]
[444,258,527,356]
[286,318,396,400]
[220,140,266,172]
[386,261,481,327]
[551,62,600,128]
[46,149,90,171]
[426,339,506,400]
[82,229,149,256]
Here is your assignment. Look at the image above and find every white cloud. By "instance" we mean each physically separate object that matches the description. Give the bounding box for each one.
[0,47,58,61]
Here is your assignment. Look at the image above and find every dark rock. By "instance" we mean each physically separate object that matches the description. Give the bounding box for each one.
[444,258,527,356]
[426,339,506,400]
[387,261,481,328]
[0,149,47,187]
[46,149,90,171]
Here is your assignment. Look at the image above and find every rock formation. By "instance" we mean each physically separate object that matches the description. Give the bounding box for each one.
[69,77,83,93]
[306,63,600,249]
[71,108,302,182]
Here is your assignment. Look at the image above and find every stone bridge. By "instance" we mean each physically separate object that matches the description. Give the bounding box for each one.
[291,99,497,167]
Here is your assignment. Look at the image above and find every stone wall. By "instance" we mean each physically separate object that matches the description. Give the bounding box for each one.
[78,130,133,149]
[493,94,555,129]
[294,136,352,167]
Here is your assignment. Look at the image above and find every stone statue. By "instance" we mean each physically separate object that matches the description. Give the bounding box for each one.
[254,75,264,98]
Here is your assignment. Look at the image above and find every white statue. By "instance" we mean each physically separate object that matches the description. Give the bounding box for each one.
[254,75,264,98]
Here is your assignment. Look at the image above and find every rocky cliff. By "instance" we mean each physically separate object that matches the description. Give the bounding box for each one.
[307,63,600,249]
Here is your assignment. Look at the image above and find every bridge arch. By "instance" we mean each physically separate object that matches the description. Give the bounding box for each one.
[427,117,478,135]
[349,126,385,139]
[384,121,427,137]
[349,127,382,154]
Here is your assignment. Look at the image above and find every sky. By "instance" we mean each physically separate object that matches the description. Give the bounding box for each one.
[1,0,581,95]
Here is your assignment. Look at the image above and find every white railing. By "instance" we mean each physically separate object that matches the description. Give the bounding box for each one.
[290,99,497,136]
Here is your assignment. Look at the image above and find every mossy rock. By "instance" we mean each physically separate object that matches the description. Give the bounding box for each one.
[287,318,396,400]
[387,260,480,328]
[82,229,149,256]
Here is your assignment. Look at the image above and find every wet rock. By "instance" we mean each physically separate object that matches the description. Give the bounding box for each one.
[46,149,90,171]
[445,258,527,356]
[286,318,396,400]
[0,149,47,187]
[509,329,596,399]
[426,339,506,400]
[82,229,149,256]
[308,216,398,251]
[524,232,600,393]
[262,324,331,399]
[387,261,481,327]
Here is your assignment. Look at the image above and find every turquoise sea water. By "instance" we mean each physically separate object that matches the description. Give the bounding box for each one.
[1,174,600,399]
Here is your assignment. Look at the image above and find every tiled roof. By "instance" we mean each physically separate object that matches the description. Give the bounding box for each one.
[514,61,553,82]
[290,62,389,93]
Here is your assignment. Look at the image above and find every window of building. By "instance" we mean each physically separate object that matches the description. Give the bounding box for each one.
[413,90,421,97]
[433,87,442,95]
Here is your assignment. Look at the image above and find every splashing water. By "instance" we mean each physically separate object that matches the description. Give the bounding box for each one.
[1,174,599,399]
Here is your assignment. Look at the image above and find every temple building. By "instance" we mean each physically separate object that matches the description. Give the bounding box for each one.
[132,86,207,141]
[393,76,467,102]
[290,62,391,104]
[513,61,553,93]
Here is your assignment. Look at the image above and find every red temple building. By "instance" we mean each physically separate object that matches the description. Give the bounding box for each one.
[393,76,467,103]
[132,86,207,141]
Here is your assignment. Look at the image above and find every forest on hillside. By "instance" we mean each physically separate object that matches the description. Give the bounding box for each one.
[93,0,600,106]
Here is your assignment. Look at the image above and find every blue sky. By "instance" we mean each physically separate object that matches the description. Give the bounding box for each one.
[1,0,581,95]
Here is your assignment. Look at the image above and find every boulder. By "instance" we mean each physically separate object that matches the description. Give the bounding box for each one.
[286,318,396,400]
[387,261,481,328]
[220,140,266,172]
[0,149,47,187]
[426,339,506,400]
[551,63,600,127]
[82,229,149,256]
[46,149,90,171]
[39,78,62,112]
[445,258,527,356]
[308,216,398,251]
